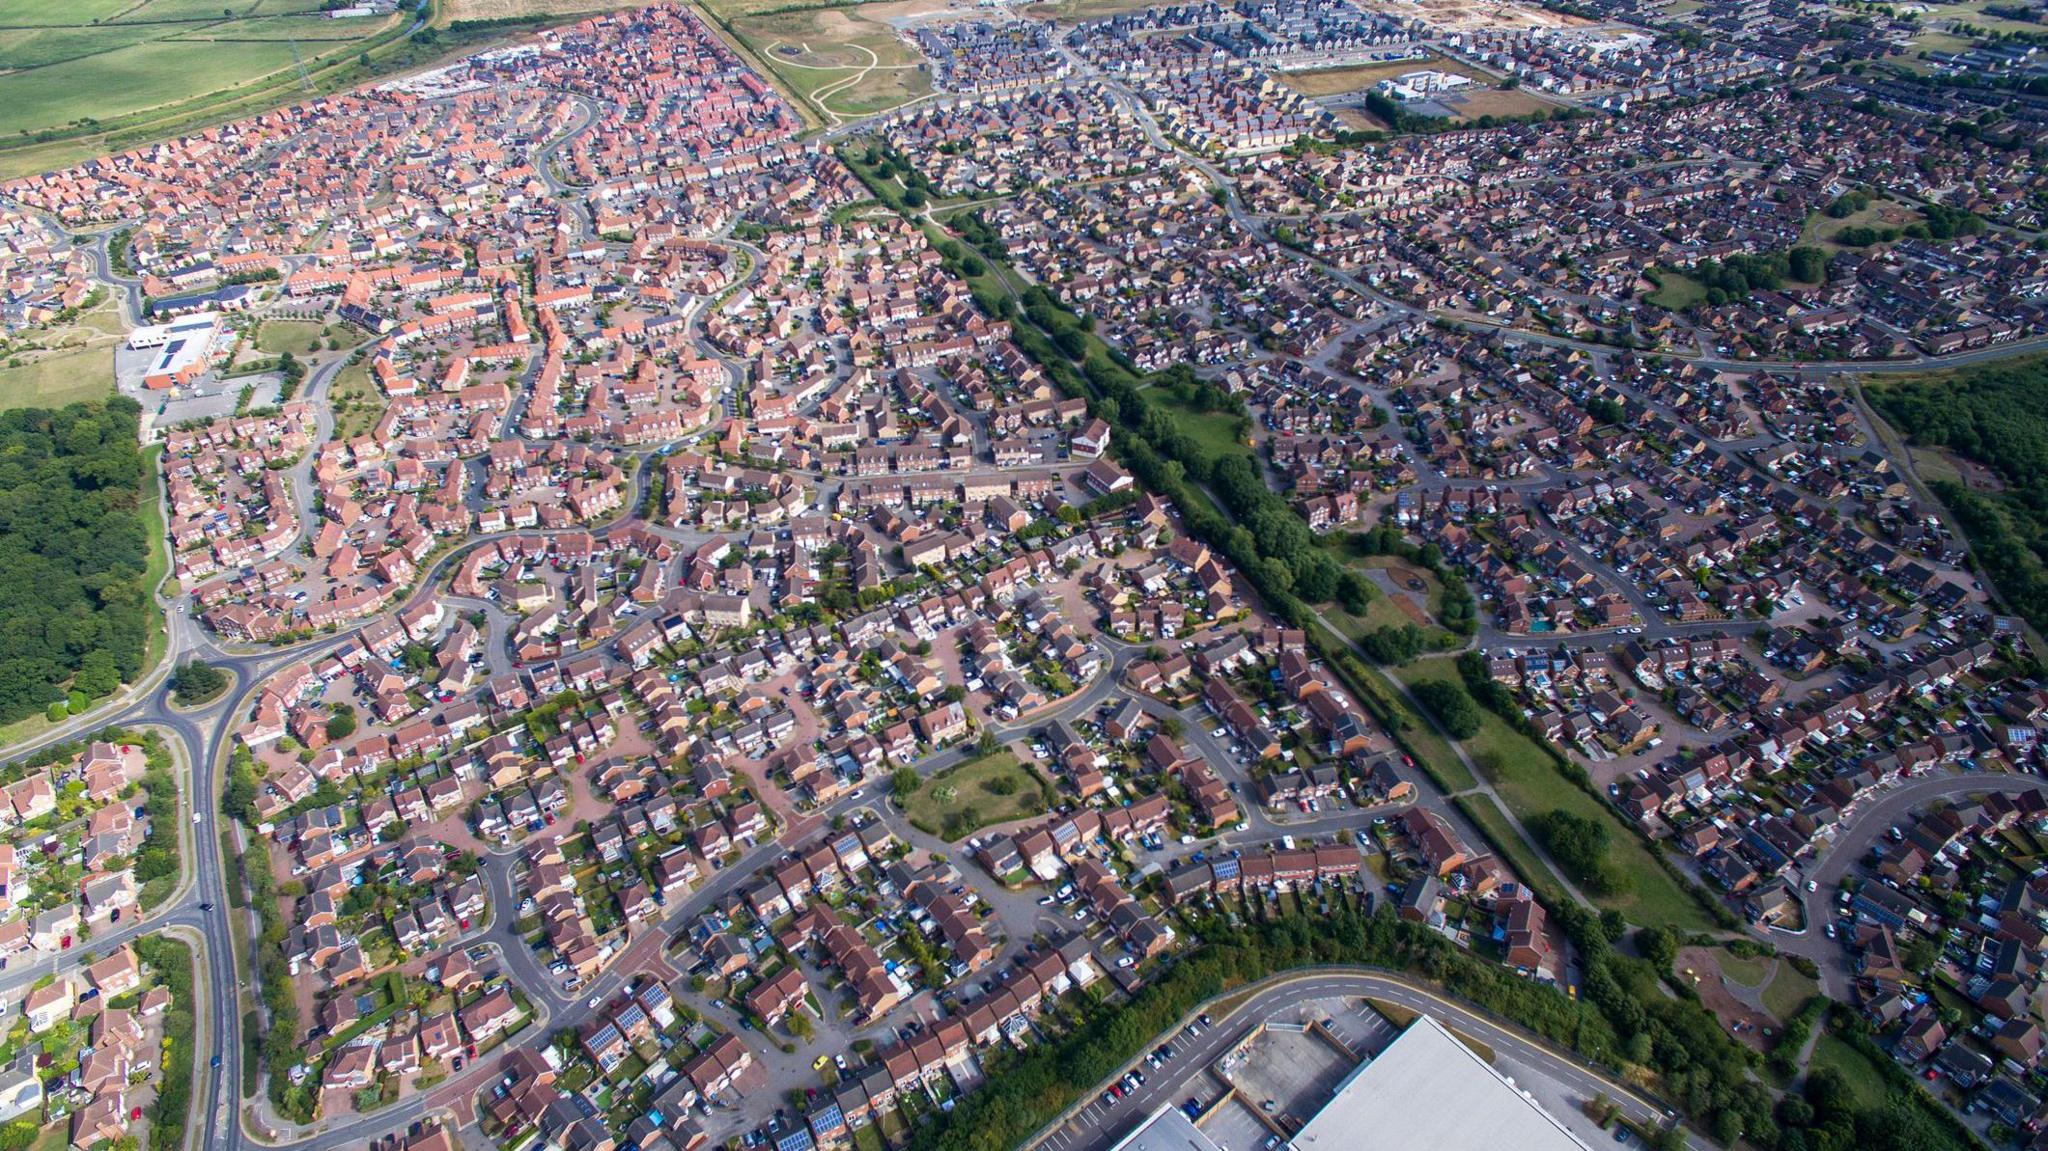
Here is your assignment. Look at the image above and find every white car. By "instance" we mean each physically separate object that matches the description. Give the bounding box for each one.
[587,995,602,1009]
[192,811,203,824]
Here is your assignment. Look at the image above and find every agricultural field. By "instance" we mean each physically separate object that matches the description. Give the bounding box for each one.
[0,0,400,142]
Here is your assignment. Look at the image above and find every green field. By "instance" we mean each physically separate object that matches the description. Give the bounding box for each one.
[256,319,331,357]
[0,0,395,141]
[1810,1034,1889,1108]
[899,750,1046,840]
[1644,270,1706,311]
[1137,382,1253,465]
[1760,961,1819,1021]
[1393,657,1720,933]
[721,7,932,124]
[328,355,386,440]
[0,344,116,413]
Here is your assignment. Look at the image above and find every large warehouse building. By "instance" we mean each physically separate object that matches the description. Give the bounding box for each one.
[125,311,222,389]
[1289,1014,1591,1151]
[1112,1013,1593,1151]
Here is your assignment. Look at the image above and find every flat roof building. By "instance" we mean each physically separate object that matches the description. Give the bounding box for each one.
[1289,1013,1591,1151]
[1107,1104,1224,1151]
[126,312,221,389]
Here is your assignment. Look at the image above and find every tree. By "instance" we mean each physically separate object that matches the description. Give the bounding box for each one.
[891,767,921,797]
[172,661,228,704]
[786,1011,815,1041]
[326,707,357,741]
[1635,925,1679,970]
[1531,809,1630,896]
[1411,679,1482,739]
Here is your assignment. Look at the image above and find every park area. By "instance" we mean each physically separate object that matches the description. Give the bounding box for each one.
[704,0,940,125]
[898,747,1047,841]
[1277,54,1493,97]
[1673,945,1819,1052]
[1391,656,1722,933]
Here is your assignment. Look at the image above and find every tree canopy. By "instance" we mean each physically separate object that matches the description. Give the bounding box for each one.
[0,398,150,723]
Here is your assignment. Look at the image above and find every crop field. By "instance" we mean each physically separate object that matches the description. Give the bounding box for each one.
[0,0,397,142]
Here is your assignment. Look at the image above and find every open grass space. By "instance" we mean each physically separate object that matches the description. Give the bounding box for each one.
[1446,87,1561,121]
[1811,1033,1890,1108]
[328,355,387,441]
[1277,54,1490,96]
[1644,270,1706,311]
[899,749,1047,840]
[1393,656,1721,933]
[255,319,331,358]
[1137,382,1254,466]
[1760,961,1819,1021]
[0,0,389,141]
[718,3,932,124]
[1707,948,1770,988]
[0,344,115,413]
[1800,197,1922,252]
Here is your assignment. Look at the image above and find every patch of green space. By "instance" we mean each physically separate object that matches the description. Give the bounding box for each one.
[898,749,1047,840]
[1394,657,1719,933]
[255,320,329,358]
[1137,382,1252,467]
[1811,1033,1888,1109]
[1761,962,1819,1021]
[1643,270,1706,311]
[0,345,114,412]
[1711,949,1770,988]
